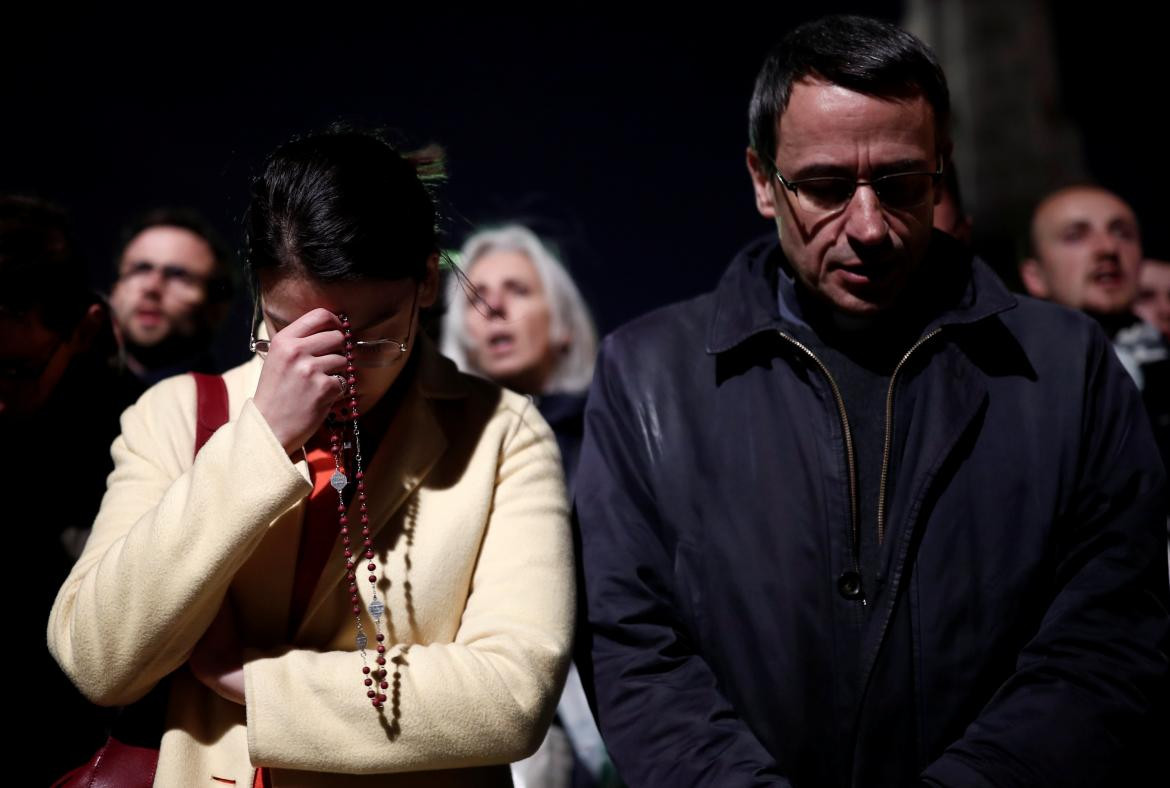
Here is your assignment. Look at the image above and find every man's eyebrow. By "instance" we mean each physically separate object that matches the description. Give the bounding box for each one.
[872,158,935,175]
[786,162,855,179]
[786,158,934,179]
[1056,219,1091,236]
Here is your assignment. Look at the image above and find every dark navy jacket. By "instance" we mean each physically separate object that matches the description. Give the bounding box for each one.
[574,234,1169,787]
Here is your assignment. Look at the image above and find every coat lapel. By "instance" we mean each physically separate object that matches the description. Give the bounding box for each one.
[292,339,466,642]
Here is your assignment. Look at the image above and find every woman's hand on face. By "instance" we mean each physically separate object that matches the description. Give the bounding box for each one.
[252,308,348,455]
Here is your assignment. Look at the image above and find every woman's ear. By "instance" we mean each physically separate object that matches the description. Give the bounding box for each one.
[419,253,441,308]
[554,326,572,356]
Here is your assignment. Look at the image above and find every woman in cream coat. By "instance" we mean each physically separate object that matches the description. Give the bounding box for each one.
[48,129,574,787]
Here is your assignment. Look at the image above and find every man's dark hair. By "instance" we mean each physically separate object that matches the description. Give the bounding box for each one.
[749,15,951,172]
[244,125,444,298]
[117,206,236,301]
[0,195,97,336]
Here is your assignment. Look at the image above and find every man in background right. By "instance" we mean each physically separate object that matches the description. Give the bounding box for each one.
[1020,185,1169,463]
[1136,256,1170,342]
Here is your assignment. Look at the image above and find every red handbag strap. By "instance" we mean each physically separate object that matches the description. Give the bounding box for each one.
[192,372,229,458]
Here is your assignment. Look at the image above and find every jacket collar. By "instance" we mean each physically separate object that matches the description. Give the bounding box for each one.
[705,231,1018,355]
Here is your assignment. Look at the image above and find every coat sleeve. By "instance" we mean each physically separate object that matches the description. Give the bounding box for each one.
[921,327,1170,788]
[574,337,791,787]
[47,376,313,706]
[242,401,575,774]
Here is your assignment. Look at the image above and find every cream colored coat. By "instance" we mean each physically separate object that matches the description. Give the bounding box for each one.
[48,340,574,787]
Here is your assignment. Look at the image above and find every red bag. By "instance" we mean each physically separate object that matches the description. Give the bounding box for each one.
[53,373,229,787]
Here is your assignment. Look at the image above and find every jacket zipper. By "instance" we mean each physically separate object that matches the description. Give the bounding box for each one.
[778,332,861,576]
[876,328,942,545]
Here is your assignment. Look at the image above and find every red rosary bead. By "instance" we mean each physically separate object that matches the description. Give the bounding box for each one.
[334,315,386,713]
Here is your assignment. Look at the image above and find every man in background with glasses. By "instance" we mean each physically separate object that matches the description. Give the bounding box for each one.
[109,207,234,384]
[574,14,1167,787]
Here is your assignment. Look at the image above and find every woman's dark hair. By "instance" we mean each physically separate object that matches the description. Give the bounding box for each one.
[245,126,444,294]
[749,15,951,172]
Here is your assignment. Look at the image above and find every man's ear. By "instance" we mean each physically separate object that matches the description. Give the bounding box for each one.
[1018,259,1050,299]
[746,147,779,219]
[419,253,441,308]
[69,303,105,353]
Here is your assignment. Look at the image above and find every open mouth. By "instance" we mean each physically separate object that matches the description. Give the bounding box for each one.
[1090,268,1126,288]
[486,334,515,354]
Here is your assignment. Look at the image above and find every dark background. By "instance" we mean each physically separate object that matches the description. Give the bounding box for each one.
[3,4,1165,368]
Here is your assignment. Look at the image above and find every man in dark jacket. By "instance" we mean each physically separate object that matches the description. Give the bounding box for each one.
[574,15,1169,787]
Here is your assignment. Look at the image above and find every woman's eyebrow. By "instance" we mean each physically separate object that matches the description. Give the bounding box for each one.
[263,308,290,329]
[353,304,403,333]
[262,303,404,333]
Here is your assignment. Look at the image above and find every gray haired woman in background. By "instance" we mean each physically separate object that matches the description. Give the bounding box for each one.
[442,224,598,488]
[442,225,617,788]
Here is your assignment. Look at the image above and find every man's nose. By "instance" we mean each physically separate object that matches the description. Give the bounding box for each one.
[1090,229,1123,260]
[140,266,166,293]
[843,184,889,245]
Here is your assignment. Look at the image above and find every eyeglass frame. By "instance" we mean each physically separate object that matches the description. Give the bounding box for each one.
[248,286,420,366]
[117,259,220,290]
[772,157,945,214]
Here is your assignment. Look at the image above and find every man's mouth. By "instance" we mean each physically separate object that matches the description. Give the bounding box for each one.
[134,309,163,327]
[1089,267,1126,288]
[834,259,893,284]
